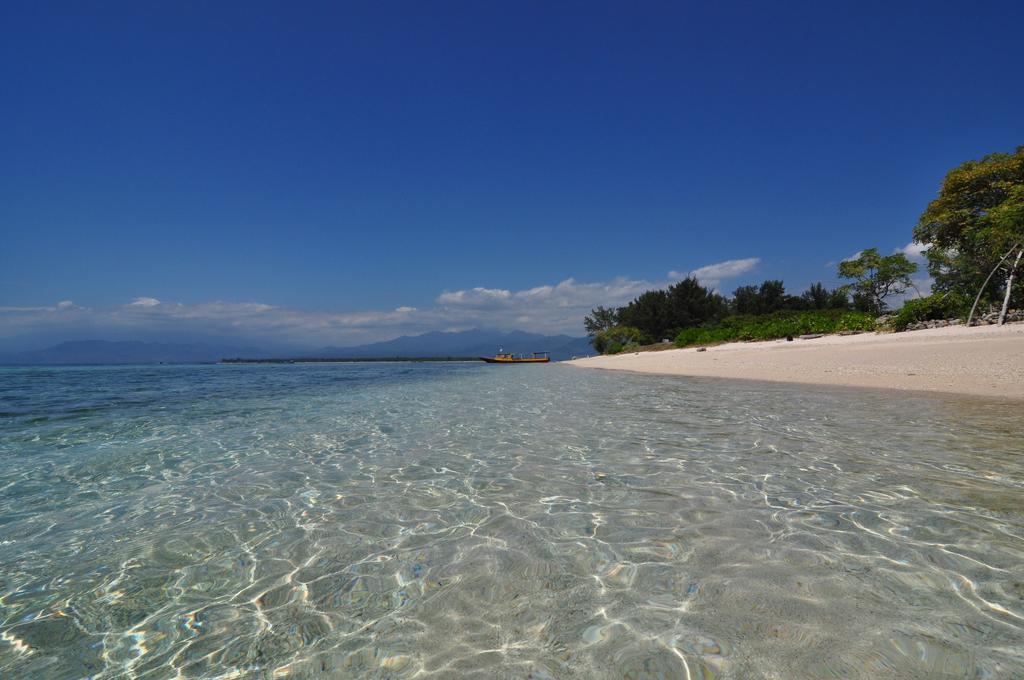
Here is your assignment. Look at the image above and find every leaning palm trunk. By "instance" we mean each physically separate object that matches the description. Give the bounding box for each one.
[998,248,1023,325]
[967,243,1023,326]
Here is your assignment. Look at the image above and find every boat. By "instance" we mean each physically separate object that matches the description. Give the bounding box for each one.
[480,350,550,364]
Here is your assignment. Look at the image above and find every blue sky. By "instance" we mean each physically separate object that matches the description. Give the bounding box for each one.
[2,1,1022,349]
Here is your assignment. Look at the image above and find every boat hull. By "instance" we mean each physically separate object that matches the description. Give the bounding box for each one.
[480,357,550,363]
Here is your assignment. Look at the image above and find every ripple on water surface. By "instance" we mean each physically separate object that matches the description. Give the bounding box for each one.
[0,363,1022,678]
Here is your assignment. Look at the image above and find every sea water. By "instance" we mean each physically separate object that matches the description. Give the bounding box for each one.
[0,363,1021,678]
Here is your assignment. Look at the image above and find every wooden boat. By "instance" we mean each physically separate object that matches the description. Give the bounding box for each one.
[480,351,550,364]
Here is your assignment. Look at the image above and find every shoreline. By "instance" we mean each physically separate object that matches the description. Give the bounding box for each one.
[566,323,1024,400]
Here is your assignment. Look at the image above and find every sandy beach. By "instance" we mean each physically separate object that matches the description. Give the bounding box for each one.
[567,323,1024,399]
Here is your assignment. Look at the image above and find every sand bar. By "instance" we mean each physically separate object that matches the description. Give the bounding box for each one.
[567,323,1024,400]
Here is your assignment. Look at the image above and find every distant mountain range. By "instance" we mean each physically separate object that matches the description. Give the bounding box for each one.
[304,329,593,361]
[0,330,595,365]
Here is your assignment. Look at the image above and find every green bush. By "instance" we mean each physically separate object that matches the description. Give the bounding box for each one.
[674,310,876,348]
[888,293,969,331]
[592,326,651,354]
[674,326,735,346]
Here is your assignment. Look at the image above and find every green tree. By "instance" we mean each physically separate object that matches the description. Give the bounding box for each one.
[913,146,1024,310]
[800,282,850,310]
[828,287,851,310]
[583,305,619,337]
[732,285,760,314]
[592,326,649,354]
[733,280,807,314]
[851,291,877,314]
[984,183,1024,320]
[665,276,728,332]
[801,282,831,309]
[616,290,672,340]
[837,248,918,315]
[757,280,787,313]
[616,277,726,340]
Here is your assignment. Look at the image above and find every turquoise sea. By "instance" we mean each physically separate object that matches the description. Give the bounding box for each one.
[0,363,1022,678]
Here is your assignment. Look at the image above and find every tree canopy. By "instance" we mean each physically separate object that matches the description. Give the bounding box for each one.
[583,305,619,337]
[665,277,730,331]
[801,282,850,310]
[585,277,850,351]
[913,146,1024,306]
[590,326,648,354]
[837,248,918,315]
[589,276,728,345]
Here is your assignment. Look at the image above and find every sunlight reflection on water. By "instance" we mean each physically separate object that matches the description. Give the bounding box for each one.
[0,363,1021,678]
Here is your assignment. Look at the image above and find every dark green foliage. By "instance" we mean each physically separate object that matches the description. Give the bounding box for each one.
[799,282,830,310]
[829,287,852,309]
[732,280,846,315]
[674,310,876,348]
[666,277,729,331]
[591,326,650,354]
[731,285,761,315]
[583,305,620,337]
[732,280,790,314]
[888,293,970,331]
[616,277,726,341]
[800,282,850,310]
[756,280,787,312]
[852,291,876,313]
[616,290,672,340]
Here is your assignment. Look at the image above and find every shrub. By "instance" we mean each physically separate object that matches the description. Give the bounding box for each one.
[888,293,970,331]
[674,310,876,348]
[674,326,735,346]
[592,326,650,354]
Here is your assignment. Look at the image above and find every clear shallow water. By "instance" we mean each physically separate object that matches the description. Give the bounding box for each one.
[0,363,1022,679]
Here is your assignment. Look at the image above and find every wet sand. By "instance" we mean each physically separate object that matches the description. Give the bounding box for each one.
[567,323,1024,400]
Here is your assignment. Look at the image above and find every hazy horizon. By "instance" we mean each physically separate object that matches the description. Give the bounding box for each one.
[0,326,595,357]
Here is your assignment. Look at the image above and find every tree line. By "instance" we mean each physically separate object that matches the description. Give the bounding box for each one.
[586,252,918,350]
[585,145,1023,352]
[586,278,838,346]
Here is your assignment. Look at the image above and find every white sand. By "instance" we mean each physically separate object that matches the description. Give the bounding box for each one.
[567,323,1024,400]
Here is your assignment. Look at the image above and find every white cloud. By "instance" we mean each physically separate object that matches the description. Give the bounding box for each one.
[0,305,57,313]
[0,300,85,314]
[912,276,933,296]
[435,277,657,332]
[668,257,761,290]
[833,243,928,268]
[0,259,759,348]
[899,242,928,261]
[436,287,512,306]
